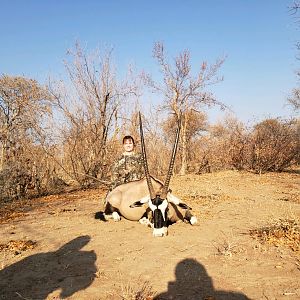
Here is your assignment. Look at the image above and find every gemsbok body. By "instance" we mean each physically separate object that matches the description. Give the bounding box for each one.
[100,112,197,237]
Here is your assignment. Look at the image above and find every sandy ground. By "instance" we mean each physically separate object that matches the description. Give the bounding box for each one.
[0,170,299,300]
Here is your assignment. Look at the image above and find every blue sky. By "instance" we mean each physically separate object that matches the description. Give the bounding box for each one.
[0,0,299,122]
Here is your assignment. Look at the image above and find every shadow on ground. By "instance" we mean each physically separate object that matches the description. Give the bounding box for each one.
[0,235,97,300]
[155,258,250,300]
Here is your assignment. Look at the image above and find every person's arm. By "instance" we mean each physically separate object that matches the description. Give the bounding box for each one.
[110,156,125,189]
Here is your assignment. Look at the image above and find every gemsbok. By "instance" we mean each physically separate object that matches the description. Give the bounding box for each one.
[99,112,197,237]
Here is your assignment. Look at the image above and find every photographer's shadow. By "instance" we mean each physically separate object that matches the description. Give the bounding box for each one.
[0,235,97,300]
[155,258,249,300]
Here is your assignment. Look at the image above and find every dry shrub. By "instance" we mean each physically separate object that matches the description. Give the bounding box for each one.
[0,75,54,202]
[250,218,300,254]
[250,118,300,173]
[0,240,37,254]
[213,240,238,257]
[0,198,32,223]
[119,280,156,300]
[0,143,68,202]
[0,164,31,201]
[191,117,300,174]
[192,116,251,173]
[192,136,228,173]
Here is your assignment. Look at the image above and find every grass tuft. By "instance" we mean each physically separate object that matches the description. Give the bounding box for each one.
[250,218,300,253]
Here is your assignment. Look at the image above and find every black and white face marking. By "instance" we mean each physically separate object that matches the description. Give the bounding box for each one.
[149,195,168,237]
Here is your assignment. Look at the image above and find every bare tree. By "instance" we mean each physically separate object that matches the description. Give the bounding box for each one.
[49,43,139,186]
[288,88,300,111]
[143,42,226,174]
[0,75,53,200]
[0,75,52,168]
[290,1,300,12]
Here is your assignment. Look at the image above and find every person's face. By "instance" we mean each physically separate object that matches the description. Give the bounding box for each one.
[123,139,134,153]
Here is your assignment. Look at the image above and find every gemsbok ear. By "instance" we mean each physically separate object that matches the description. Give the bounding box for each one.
[178,203,192,210]
[129,195,150,208]
[130,201,144,208]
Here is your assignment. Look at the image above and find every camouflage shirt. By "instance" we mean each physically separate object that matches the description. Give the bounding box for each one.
[110,152,144,190]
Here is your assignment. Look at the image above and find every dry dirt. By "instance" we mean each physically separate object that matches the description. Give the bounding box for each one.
[0,170,299,300]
